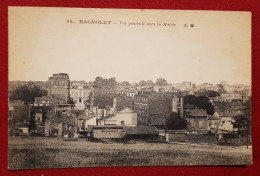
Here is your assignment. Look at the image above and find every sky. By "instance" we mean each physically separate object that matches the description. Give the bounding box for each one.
[8,7,251,85]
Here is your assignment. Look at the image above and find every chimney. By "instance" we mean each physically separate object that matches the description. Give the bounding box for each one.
[113,98,117,109]
[179,97,184,117]
[172,96,178,113]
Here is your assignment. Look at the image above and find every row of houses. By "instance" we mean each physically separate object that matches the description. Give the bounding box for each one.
[8,73,249,141]
[9,93,243,139]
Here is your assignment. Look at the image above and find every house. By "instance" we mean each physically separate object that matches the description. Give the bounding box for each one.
[99,107,137,126]
[8,100,25,122]
[207,112,220,133]
[9,105,30,128]
[70,81,93,110]
[29,106,54,135]
[34,96,55,106]
[213,101,243,112]
[133,92,182,126]
[186,109,208,130]
[45,104,77,138]
[220,93,242,102]
[72,110,97,136]
[215,110,241,133]
[14,121,29,135]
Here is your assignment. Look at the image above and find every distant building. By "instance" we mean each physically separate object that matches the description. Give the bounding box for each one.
[219,93,242,102]
[47,73,70,104]
[153,85,174,93]
[207,112,220,133]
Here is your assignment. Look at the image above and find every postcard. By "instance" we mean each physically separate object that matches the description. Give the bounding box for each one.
[8,7,252,170]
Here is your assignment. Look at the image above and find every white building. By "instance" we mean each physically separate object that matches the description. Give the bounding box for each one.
[70,81,93,110]
[99,107,137,126]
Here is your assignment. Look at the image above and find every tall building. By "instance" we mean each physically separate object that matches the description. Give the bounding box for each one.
[47,73,70,104]
[70,81,93,110]
[133,92,183,127]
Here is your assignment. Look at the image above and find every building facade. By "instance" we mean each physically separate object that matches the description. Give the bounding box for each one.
[70,81,93,110]
[133,92,182,126]
[47,73,70,104]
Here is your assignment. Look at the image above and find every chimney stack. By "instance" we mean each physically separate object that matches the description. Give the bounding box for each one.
[113,98,117,109]
[172,96,178,113]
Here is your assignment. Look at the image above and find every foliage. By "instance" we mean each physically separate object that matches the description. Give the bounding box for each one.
[121,81,130,86]
[243,98,252,118]
[166,112,188,130]
[9,85,48,105]
[155,78,168,86]
[68,98,75,107]
[233,114,250,133]
[183,95,214,115]
[138,80,154,87]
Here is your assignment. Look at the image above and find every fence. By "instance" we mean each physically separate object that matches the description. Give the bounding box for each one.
[219,134,252,146]
[167,133,217,145]
[167,131,252,146]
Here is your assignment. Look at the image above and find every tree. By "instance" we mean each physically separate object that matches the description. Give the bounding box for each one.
[183,95,214,115]
[146,80,154,86]
[155,78,168,86]
[68,98,75,107]
[138,80,147,86]
[233,114,250,136]
[121,81,130,86]
[9,85,48,105]
[166,112,188,130]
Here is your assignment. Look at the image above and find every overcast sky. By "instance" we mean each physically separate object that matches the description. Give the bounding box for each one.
[9,7,251,85]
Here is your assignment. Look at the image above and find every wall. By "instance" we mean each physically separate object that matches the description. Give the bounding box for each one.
[187,117,208,129]
[91,128,125,139]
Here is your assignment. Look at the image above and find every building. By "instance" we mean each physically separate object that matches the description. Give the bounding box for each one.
[185,109,208,130]
[70,81,93,110]
[47,73,70,104]
[133,92,182,127]
[45,104,77,138]
[99,107,137,126]
[207,112,220,133]
[219,93,242,102]
[34,96,56,106]
[215,110,241,133]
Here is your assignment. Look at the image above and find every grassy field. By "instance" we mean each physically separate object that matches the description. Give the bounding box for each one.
[8,136,252,170]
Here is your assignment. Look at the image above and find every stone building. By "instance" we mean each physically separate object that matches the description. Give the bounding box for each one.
[45,104,77,138]
[47,73,70,104]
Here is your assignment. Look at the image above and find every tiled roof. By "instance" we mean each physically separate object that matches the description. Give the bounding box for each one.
[188,109,207,117]
[216,110,242,117]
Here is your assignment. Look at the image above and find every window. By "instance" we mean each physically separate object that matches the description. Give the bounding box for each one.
[121,121,124,125]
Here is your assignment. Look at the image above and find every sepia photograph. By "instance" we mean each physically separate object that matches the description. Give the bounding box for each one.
[8,7,252,170]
